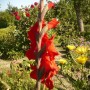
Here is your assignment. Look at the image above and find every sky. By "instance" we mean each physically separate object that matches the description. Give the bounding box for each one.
[0,0,59,11]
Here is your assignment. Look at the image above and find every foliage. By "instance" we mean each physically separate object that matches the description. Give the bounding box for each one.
[0,59,35,90]
[0,17,9,28]
[0,11,14,28]
[11,5,39,53]
[53,43,90,90]
[0,26,16,59]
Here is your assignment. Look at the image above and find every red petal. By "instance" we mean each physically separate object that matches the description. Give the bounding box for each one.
[30,65,36,70]
[30,70,37,80]
[48,2,55,10]
[28,22,39,42]
[48,18,59,30]
[26,48,36,60]
[45,78,54,89]
[41,58,58,75]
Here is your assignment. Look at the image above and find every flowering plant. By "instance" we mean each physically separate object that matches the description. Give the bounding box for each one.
[11,2,39,52]
[25,1,60,90]
[67,44,89,65]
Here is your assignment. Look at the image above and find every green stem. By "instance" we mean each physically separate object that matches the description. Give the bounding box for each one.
[0,78,11,90]
[81,65,84,81]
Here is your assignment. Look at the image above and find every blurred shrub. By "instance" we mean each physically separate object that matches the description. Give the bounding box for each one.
[0,26,16,59]
[10,5,39,53]
[0,11,14,28]
[0,17,9,28]
[7,50,24,60]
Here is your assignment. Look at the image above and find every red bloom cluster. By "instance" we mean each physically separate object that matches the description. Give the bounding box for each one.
[30,2,38,8]
[26,18,59,89]
[13,11,21,20]
[25,7,30,17]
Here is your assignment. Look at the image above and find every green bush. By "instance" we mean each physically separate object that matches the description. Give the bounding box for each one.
[0,17,9,28]
[0,26,16,59]
[0,11,14,28]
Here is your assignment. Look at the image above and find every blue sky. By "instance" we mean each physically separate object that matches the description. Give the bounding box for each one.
[0,0,59,11]
[0,0,39,11]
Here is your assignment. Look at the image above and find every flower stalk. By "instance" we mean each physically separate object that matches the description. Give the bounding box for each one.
[36,0,44,90]
[26,0,59,89]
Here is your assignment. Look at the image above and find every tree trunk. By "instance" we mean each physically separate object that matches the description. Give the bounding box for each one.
[74,0,84,32]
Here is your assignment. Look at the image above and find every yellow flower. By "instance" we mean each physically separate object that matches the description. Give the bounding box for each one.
[76,46,88,54]
[67,45,76,50]
[88,47,90,50]
[76,56,88,64]
[59,58,67,65]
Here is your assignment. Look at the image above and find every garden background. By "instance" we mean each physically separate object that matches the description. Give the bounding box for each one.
[0,0,90,90]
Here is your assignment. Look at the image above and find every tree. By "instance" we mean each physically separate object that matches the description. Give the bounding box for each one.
[73,0,84,32]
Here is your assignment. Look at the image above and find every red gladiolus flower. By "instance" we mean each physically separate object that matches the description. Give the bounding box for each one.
[48,18,59,30]
[31,5,34,8]
[29,33,59,89]
[48,2,55,10]
[26,18,60,89]
[26,12,30,17]
[34,2,38,6]
[15,15,20,20]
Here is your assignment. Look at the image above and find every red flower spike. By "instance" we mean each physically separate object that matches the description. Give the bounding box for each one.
[26,18,60,89]
[15,15,20,20]
[26,12,30,17]
[31,5,34,8]
[34,2,38,6]
[48,2,55,10]
[48,18,59,30]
